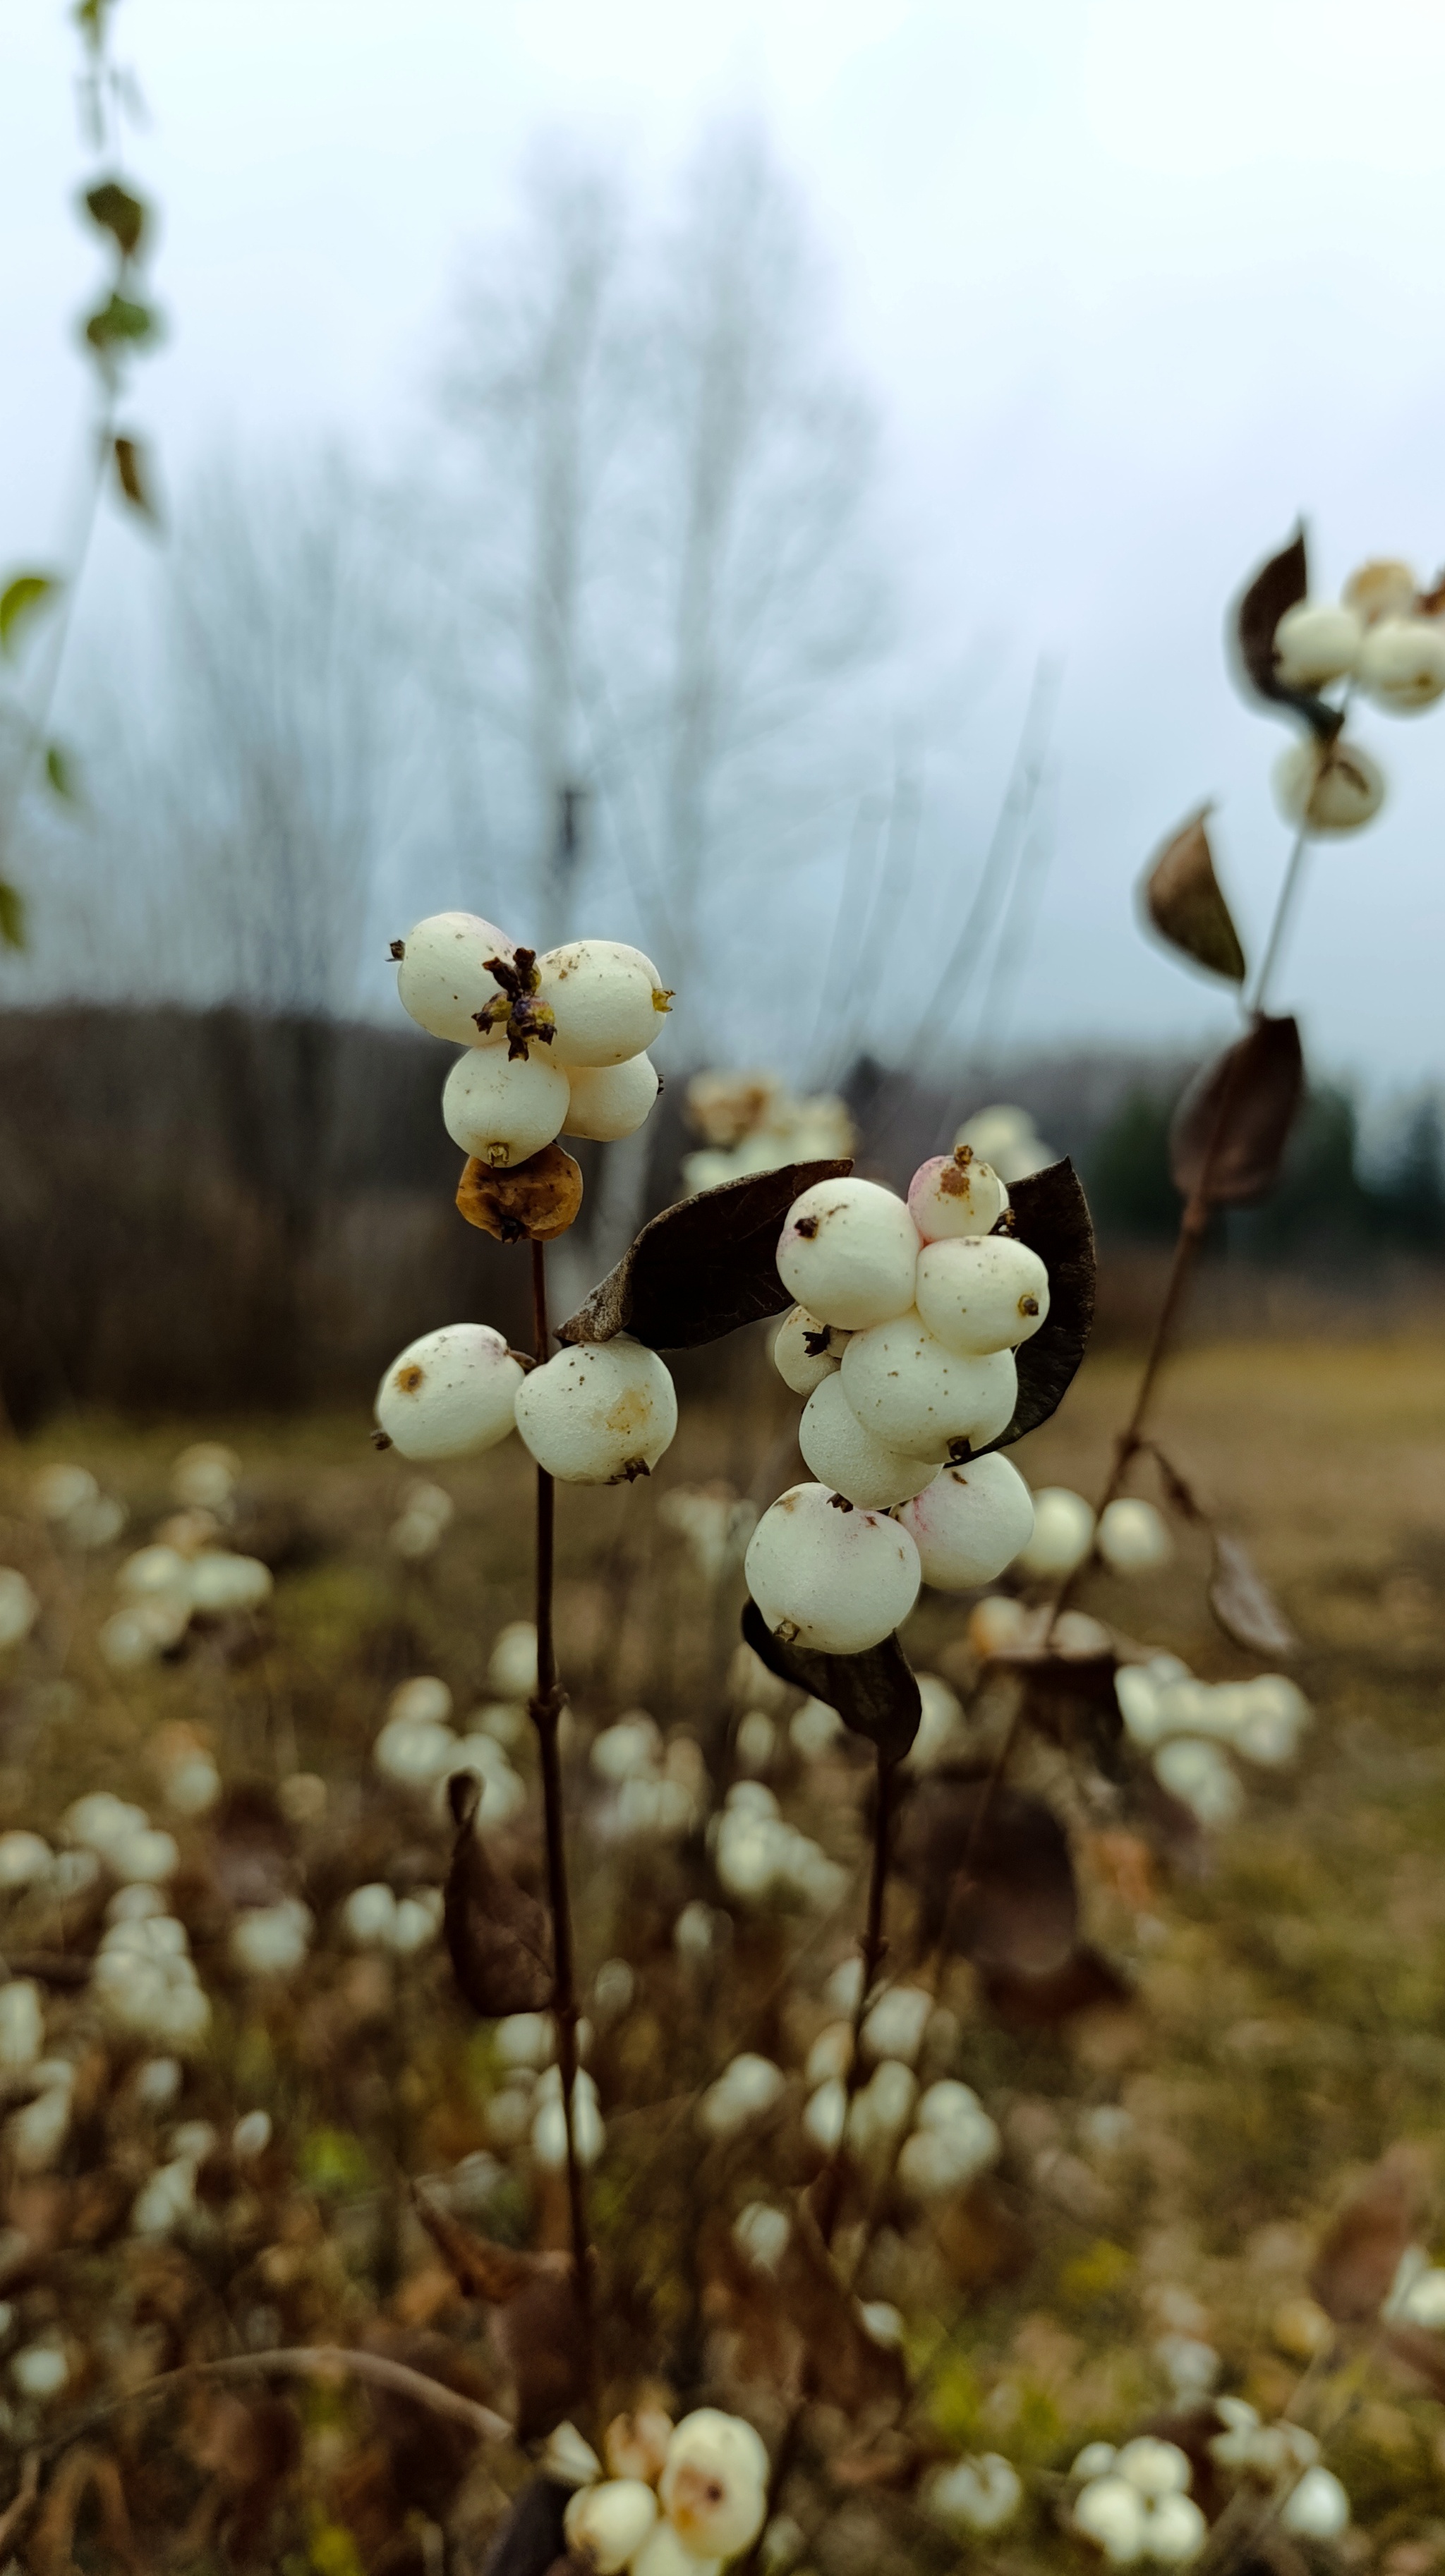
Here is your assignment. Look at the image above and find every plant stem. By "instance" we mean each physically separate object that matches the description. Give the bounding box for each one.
[1249,812,1312,1017]
[814,1746,895,2248]
[39,2346,512,2461]
[527,1236,595,2407]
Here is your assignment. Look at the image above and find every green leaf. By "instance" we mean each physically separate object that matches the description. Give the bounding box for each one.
[83,177,147,259]
[0,881,27,951]
[0,573,61,655]
[44,742,79,801]
[83,292,160,353]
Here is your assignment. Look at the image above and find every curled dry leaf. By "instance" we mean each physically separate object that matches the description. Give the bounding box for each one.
[413,2187,550,2304]
[480,2479,572,2576]
[974,1158,1096,1457]
[1209,1532,1299,1658]
[896,1770,1079,1979]
[1168,1016,1305,1209]
[742,1596,920,1765]
[1140,809,1247,985]
[458,1142,584,1245]
[557,1158,851,1351]
[1234,528,1344,743]
[443,1772,554,2017]
[782,2193,908,2416]
[1311,2146,1429,2325]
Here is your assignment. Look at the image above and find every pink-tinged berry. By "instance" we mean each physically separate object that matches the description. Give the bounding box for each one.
[907,1147,1009,1243]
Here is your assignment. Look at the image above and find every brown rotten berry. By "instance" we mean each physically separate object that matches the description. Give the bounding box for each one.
[456,1142,584,1244]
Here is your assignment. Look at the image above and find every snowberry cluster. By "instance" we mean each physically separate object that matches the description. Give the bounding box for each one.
[375,1318,679,1488]
[556,2405,770,2576]
[680,1068,854,1196]
[394,911,671,1161]
[1271,554,1445,834]
[745,1157,1048,1653]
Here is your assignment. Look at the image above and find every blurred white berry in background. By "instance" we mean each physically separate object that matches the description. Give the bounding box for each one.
[745,1483,921,1654]
[776,1177,920,1331]
[658,1486,756,1584]
[955,1102,1057,1182]
[896,1454,1036,1593]
[489,1620,538,1700]
[188,1552,272,1615]
[896,2080,1000,2199]
[531,2064,605,2168]
[1097,1496,1173,1574]
[696,2052,786,2140]
[1280,2465,1350,2539]
[230,1897,314,1976]
[1271,598,1362,688]
[907,1148,1009,1243]
[1356,615,1445,711]
[171,1442,242,1511]
[659,2409,769,2563]
[10,2333,70,2401]
[376,1323,524,1462]
[1343,557,1417,625]
[682,1069,853,1195]
[0,1979,44,2068]
[924,2453,1023,2536]
[389,1479,454,1560]
[1014,1485,1095,1579]
[0,1568,39,1651]
[1273,734,1384,832]
[733,2201,790,2273]
[860,1983,933,2062]
[33,1462,98,1521]
[515,1340,678,1486]
[1153,1736,1243,1828]
[0,1830,51,1891]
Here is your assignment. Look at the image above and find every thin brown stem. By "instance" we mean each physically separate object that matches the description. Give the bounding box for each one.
[814,1747,896,2248]
[40,2346,512,2461]
[527,1236,595,2414]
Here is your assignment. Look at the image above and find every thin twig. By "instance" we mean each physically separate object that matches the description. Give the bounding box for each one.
[0,2450,40,2551]
[527,1235,595,2413]
[40,2346,512,2460]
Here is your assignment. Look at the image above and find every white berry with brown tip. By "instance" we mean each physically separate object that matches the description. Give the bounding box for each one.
[1272,736,1384,832]
[394,911,516,1044]
[775,1177,919,1331]
[659,2410,770,2563]
[907,1147,1010,1243]
[744,1483,921,1653]
[840,1314,1016,1462]
[442,1043,571,1167]
[1343,558,1417,625]
[1356,615,1445,712]
[895,1453,1035,1590]
[563,1052,659,1142]
[914,1235,1050,1356]
[514,1339,678,1485]
[375,1324,524,1460]
[772,1305,850,1395]
[1272,600,1362,689]
[799,1373,940,1511]
[536,940,672,1068]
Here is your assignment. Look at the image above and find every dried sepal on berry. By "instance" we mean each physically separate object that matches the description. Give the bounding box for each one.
[456,1142,584,1244]
[472,944,560,1059]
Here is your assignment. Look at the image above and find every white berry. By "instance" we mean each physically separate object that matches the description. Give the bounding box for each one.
[799,1373,940,1511]
[1343,557,1417,625]
[536,940,671,1068]
[1015,1485,1095,1577]
[1271,599,1362,688]
[514,1339,677,1485]
[1356,614,1445,712]
[772,1304,851,1395]
[442,1043,571,1168]
[1096,1497,1173,1573]
[659,2410,770,2563]
[375,1324,524,1461]
[895,1454,1035,1591]
[907,1148,1010,1243]
[915,1235,1050,1355]
[840,1314,1016,1462]
[744,1483,921,1653]
[563,1053,659,1141]
[564,2479,658,2574]
[1272,735,1384,832]
[395,911,516,1044]
[775,1177,919,1331]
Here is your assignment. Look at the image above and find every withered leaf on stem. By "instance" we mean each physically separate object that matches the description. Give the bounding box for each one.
[556,1158,851,1350]
[1209,1532,1299,1658]
[493,2267,592,2441]
[113,434,158,521]
[413,2187,550,2304]
[1233,527,1343,743]
[782,2196,907,2417]
[742,1597,920,1764]
[1139,810,1247,985]
[1168,1016,1304,1208]
[896,1771,1078,1978]
[974,1158,1096,1456]
[457,1143,584,1245]
[1310,2146,1428,2325]
[480,2480,572,2576]
[444,1772,554,2017]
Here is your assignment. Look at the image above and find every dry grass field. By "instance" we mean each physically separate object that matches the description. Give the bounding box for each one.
[2,1327,1445,2571]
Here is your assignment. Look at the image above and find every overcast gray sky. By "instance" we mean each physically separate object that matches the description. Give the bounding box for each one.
[4,0,1444,1088]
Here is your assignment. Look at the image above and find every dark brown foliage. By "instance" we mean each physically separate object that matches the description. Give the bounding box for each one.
[975,1159,1096,1455]
[1310,2146,1428,2323]
[557,1160,852,1351]
[1139,810,1247,985]
[1168,1016,1305,1208]
[478,2481,572,2576]
[898,1772,1079,1978]
[443,1773,555,2017]
[741,1598,920,1764]
[1234,528,1344,742]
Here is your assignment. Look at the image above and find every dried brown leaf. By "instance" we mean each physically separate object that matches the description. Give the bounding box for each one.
[741,1596,920,1763]
[113,433,158,520]
[480,2481,573,2576]
[443,1773,554,2017]
[1310,2146,1429,2323]
[492,2268,591,2441]
[1168,1016,1304,1208]
[974,1159,1096,1455]
[413,2188,552,2306]
[1234,528,1343,743]
[782,2196,907,2417]
[1140,809,1247,985]
[557,1158,851,1351]
[29,2447,141,2576]
[1209,1533,1299,1658]
[458,1143,583,1244]
[897,1772,1079,1976]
